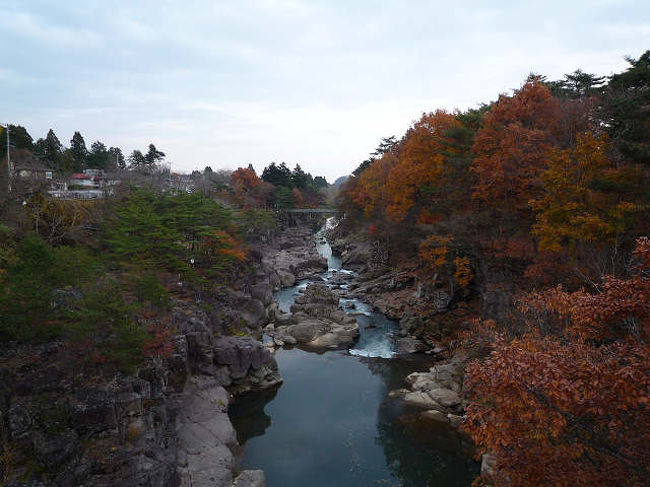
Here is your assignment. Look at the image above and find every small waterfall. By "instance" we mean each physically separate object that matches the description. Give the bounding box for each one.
[315,217,342,271]
[346,299,396,359]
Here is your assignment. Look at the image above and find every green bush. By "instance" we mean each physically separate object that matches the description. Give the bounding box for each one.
[131,272,171,311]
[0,233,64,341]
[67,279,147,374]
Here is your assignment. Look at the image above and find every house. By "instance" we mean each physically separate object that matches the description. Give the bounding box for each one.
[69,173,98,189]
[9,153,56,194]
[48,170,120,200]
[14,162,52,180]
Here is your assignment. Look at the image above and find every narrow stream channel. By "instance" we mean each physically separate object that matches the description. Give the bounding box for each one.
[229,220,479,486]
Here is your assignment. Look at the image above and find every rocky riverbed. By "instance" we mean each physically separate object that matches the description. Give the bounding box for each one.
[229,218,480,486]
[266,282,360,349]
[0,216,482,486]
[259,219,479,436]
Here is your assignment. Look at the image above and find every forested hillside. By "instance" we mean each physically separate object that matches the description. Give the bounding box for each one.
[336,51,650,485]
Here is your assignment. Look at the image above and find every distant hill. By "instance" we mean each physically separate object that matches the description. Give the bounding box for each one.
[332,175,349,187]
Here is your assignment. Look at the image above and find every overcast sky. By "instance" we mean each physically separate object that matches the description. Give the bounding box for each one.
[1,0,648,181]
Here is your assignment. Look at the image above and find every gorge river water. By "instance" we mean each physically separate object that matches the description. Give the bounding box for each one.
[229,223,479,486]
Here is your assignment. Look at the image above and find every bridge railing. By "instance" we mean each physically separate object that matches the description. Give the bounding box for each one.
[282,208,340,213]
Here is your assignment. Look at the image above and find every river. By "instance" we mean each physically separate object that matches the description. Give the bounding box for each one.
[229,221,479,486]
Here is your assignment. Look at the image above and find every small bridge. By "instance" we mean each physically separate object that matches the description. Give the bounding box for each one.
[280,207,342,226]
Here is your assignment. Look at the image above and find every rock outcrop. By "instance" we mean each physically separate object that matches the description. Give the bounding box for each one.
[212,336,282,394]
[1,217,354,487]
[176,376,267,487]
[268,283,359,350]
[391,351,470,428]
[262,226,328,291]
[0,298,279,487]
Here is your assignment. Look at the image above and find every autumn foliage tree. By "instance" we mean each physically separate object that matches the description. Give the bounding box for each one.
[385,110,461,223]
[464,334,649,486]
[231,163,327,209]
[463,237,650,486]
[231,166,264,208]
[471,81,562,214]
[333,53,650,486]
[528,132,643,283]
[532,133,620,253]
[418,235,452,274]
[349,152,398,219]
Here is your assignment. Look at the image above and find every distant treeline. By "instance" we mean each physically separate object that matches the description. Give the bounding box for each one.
[1,123,330,209]
[0,126,165,173]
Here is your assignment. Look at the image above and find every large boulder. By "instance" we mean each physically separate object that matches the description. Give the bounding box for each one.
[275,316,359,350]
[236,297,267,329]
[341,242,371,265]
[393,351,469,419]
[266,231,327,283]
[307,324,359,349]
[421,409,449,424]
[278,320,324,343]
[403,391,442,410]
[427,388,461,408]
[299,283,339,305]
[271,305,294,326]
[277,270,296,287]
[212,337,282,394]
[271,282,360,350]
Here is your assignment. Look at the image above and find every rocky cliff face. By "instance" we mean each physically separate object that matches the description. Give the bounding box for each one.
[0,297,281,487]
[261,224,328,287]
[328,228,507,353]
[0,216,362,486]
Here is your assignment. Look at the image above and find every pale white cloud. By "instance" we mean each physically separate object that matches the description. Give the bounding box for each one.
[1,0,648,181]
[0,10,101,48]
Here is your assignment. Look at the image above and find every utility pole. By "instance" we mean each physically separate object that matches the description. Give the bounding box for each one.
[6,124,10,193]
[1,124,9,195]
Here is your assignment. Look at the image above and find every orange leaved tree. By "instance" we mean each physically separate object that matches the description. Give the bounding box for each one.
[385,110,461,223]
[471,81,561,215]
[231,166,264,208]
[530,132,642,281]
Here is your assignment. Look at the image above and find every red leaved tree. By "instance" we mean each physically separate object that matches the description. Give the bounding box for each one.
[463,237,650,486]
